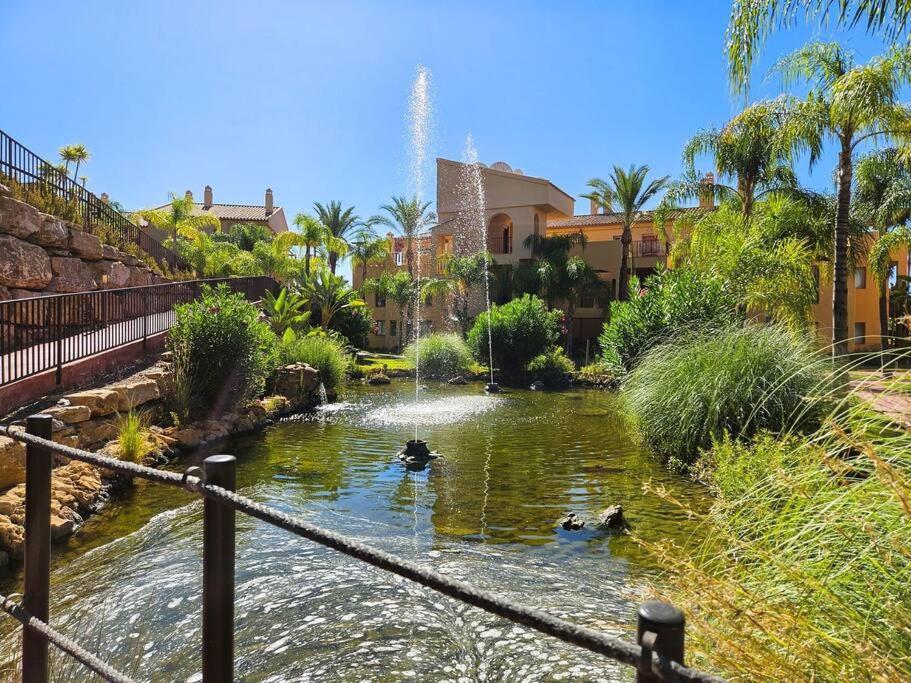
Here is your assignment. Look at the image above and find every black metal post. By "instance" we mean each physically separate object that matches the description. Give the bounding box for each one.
[636,601,685,683]
[202,455,236,683]
[142,288,149,350]
[23,414,53,683]
[54,297,62,385]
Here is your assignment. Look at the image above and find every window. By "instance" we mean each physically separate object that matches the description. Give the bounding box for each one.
[854,322,866,345]
[375,292,386,308]
[376,320,385,336]
[394,252,404,267]
[579,291,595,308]
[534,214,540,237]
[390,320,397,338]
[854,266,867,289]
[812,265,820,304]
[889,261,899,287]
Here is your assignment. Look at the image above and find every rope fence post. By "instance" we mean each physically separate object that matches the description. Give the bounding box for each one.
[202,455,236,683]
[23,414,53,683]
[637,600,685,683]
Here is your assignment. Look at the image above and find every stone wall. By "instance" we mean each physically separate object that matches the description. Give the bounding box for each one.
[0,192,168,299]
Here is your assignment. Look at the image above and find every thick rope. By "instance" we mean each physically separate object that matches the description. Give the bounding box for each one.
[0,594,135,683]
[0,424,725,683]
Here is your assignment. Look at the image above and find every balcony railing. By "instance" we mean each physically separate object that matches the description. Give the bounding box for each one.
[633,240,669,257]
[436,253,452,275]
[488,235,512,255]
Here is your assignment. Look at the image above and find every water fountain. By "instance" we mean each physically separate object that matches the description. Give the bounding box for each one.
[458,135,498,393]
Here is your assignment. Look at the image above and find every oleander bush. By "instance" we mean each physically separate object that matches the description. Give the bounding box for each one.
[404,333,473,379]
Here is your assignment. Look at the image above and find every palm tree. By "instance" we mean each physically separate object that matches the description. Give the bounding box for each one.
[857,149,911,350]
[349,228,390,289]
[363,271,417,350]
[133,193,221,267]
[563,256,607,354]
[522,231,588,305]
[78,176,89,187]
[582,166,670,301]
[313,201,361,274]
[302,267,366,329]
[293,213,328,275]
[421,252,491,337]
[368,196,435,278]
[58,145,78,177]
[774,42,911,353]
[69,144,89,181]
[727,0,911,94]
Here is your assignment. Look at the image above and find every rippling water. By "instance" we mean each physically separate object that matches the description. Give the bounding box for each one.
[0,382,709,682]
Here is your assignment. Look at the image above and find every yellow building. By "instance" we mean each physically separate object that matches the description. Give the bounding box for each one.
[356,157,905,353]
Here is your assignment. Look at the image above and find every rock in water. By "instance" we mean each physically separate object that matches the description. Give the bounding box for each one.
[448,375,467,385]
[557,512,585,531]
[597,504,629,531]
[530,380,545,391]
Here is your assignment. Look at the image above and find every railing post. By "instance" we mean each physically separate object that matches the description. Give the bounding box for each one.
[23,414,53,683]
[202,455,236,683]
[142,288,149,350]
[54,297,62,385]
[636,601,685,683]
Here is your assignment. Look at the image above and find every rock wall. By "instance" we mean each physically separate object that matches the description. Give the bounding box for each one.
[0,192,168,300]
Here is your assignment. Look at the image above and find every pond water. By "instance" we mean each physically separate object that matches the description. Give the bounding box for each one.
[0,382,709,682]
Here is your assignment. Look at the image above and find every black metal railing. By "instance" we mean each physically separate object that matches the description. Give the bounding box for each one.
[0,129,185,271]
[0,420,726,683]
[0,277,279,386]
[488,235,512,254]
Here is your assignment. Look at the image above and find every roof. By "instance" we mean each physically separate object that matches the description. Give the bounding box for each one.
[548,207,706,229]
[149,202,281,222]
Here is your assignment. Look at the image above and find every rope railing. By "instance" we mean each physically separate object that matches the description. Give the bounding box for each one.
[0,421,726,683]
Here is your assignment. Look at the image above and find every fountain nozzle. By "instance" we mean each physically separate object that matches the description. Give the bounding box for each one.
[398,439,439,470]
[485,383,500,393]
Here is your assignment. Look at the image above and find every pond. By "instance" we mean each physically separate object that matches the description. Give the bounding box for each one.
[0,382,709,682]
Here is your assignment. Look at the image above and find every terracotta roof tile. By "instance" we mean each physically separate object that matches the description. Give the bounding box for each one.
[548,207,706,229]
[150,202,280,222]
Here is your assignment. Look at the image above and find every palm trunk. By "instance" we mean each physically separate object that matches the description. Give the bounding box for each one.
[329,251,338,274]
[305,247,311,275]
[361,261,368,290]
[406,245,414,278]
[73,161,80,181]
[879,281,889,357]
[832,136,853,356]
[618,223,632,301]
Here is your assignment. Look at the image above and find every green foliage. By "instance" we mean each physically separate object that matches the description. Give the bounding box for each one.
[261,288,311,335]
[526,347,575,386]
[467,295,561,379]
[224,223,273,251]
[168,284,275,416]
[301,267,366,329]
[276,329,349,390]
[598,268,742,372]
[328,304,373,349]
[403,333,473,379]
[624,323,835,465]
[115,410,152,463]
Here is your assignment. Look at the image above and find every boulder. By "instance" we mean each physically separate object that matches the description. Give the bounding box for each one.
[67,388,120,416]
[172,427,203,449]
[448,375,467,385]
[0,235,52,289]
[67,229,103,260]
[0,286,9,301]
[75,418,117,447]
[367,373,391,385]
[0,195,43,240]
[49,256,97,292]
[45,404,92,424]
[110,377,160,411]
[530,380,545,391]
[30,217,69,248]
[272,363,320,402]
[142,367,174,398]
[597,505,630,531]
[557,512,586,531]
[0,436,26,489]
[91,260,131,289]
[127,266,152,287]
[0,513,23,558]
[101,244,120,260]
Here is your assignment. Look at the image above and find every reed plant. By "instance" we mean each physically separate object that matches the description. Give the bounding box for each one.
[403,333,473,378]
[115,410,152,463]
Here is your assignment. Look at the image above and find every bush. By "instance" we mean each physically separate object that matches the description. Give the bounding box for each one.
[526,347,574,386]
[599,268,741,372]
[403,333,473,379]
[467,295,561,380]
[168,284,275,416]
[276,330,349,390]
[624,323,836,466]
[329,305,373,349]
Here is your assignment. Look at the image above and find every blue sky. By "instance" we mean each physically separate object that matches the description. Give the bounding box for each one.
[0,1,897,280]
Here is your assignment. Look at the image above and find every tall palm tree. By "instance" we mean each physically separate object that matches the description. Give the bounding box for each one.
[133,193,221,273]
[727,0,911,94]
[313,201,361,274]
[58,145,79,177]
[293,213,328,276]
[363,271,417,350]
[857,149,911,349]
[774,42,911,354]
[301,267,365,329]
[522,231,588,306]
[349,228,390,289]
[582,166,670,301]
[69,144,89,181]
[368,196,435,278]
[563,256,607,354]
[421,252,490,337]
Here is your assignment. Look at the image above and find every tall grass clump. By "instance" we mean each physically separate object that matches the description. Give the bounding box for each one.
[624,323,836,466]
[276,330,349,390]
[642,404,911,681]
[403,333,473,379]
[115,410,152,463]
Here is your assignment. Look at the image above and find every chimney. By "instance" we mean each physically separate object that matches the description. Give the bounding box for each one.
[100,192,109,204]
[590,198,599,215]
[203,185,213,208]
[699,172,715,210]
[185,190,193,202]
[265,188,274,216]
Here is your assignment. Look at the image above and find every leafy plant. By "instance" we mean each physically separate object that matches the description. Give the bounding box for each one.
[404,333,473,379]
[368,196,435,278]
[328,304,373,349]
[115,410,153,463]
[526,347,575,387]
[301,267,366,329]
[261,288,311,335]
[168,284,275,416]
[467,295,561,381]
[276,329,349,390]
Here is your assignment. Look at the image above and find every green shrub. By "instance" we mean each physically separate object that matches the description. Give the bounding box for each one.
[526,347,574,386]
[467,295,561,380]
[115,410,152,463]
[168,284,275,416]
[624,323,836,466]
[329,305,373,349]
[403,333,473,379]
[276,330,349,390]
[599,268,741,372]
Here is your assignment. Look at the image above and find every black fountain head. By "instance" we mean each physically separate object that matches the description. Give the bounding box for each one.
[485,382,500,393]
[404,439,431,459]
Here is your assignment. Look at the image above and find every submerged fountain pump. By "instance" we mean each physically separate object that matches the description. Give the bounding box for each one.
[398,439,440,470]
[485,382,500,393]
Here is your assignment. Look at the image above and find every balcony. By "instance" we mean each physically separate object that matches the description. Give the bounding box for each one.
[488,235,512,255]
[436,254,452,275]
[633,240,669,257]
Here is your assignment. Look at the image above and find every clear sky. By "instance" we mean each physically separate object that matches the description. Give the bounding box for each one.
[0,1,897,281]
